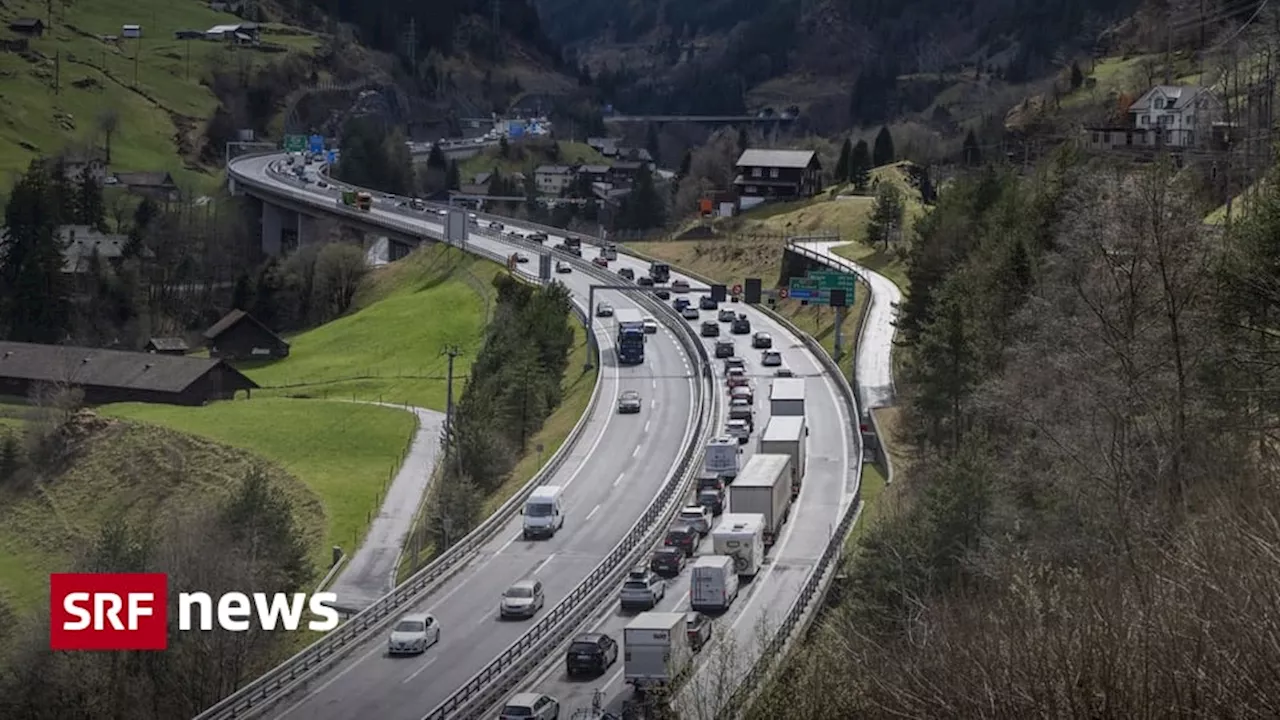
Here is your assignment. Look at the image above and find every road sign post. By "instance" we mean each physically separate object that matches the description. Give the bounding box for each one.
[283,135,306,152]
[788,270,856,305]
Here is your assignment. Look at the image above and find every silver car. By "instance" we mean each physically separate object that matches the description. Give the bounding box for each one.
[618,390,642,414]
[500,579,545,619]
[388,613,440,655]
[761,350,782,366]
[643,318,658,334]
[619,568,666,611]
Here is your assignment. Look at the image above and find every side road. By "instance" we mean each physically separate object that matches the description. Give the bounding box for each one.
[795,240,903,410]
[327,401,445,612]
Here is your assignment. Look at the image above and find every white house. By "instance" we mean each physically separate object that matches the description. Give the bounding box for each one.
[534,165,575,195]
[1127,85,1222,147]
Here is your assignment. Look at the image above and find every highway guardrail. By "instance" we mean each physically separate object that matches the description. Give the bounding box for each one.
[194,157,618,720]
[422,236,721,720]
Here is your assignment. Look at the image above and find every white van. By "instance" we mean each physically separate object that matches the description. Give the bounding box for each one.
[522,485,565,540]
[690,555,739,612]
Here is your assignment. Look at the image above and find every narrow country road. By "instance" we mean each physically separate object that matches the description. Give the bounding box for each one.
[795,240,903,411]
[327,402,445,612]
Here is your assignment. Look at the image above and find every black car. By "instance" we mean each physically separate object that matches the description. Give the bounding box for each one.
[565,633,619,676]
[753,332,773,349]
[528,232,548,243]
[697,475,726,493]
[714,340,734,359]
[664,523,698,557]
[637,275,655,287]
[699,295,717,310]
[698,488,724,516]
[700,321,720,338]
[618,267,635,281]
[731,315,751,334]
[650,546,687,577]
[655,288,671,300]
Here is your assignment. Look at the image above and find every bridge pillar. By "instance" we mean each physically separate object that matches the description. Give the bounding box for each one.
[260,201,300,257]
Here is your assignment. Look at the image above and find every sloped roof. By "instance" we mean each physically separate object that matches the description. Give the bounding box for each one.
[203,309,288,346]
[535,165,573,175]
[0,341,255,393]
[114,171,176,188]
[736,149,817,169]
[1129,85,1217,112]
[146,337,190,352]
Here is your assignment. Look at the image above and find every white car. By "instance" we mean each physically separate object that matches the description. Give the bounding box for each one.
[678,505,712,535]
[500,693,560,720]
[731,384,753,403]
[500,579,545,619]
[681,306,700,321]
[387,613,440,655]
[596,302,614,317]
[726,418,751,444]
[671,279,691,293]
[556,261,572,274]
[643,318,658,334]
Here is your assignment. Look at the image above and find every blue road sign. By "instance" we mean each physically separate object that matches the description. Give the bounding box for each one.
[327,150,336,165]
[308,134,324,154]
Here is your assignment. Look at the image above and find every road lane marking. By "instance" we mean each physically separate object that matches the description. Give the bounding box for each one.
[586,504,600,520]
[652,380,657,388]
[613,473,624,487]
[650,399,656,408]
[532,553,557,575]
[632,446,640,457]
[644,420,651,433]
[402,656,438,684]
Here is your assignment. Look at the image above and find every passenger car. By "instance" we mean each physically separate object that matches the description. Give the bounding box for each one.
[686,612,713,652]
[565,633,618,676]
[700,321,720,337]
[774,366,795,377]
[726,367,749,387]
[617,390,642,414]
[723,356,746,372]
[753,331,773,349]
[387,613,440,655]
[681,306,700,321]
[618,267,635,281]
[718,308,737,323]
[699,295,718,310]
[671,279,691,293]
[726,418,751,444]
[678,505,712,535]
[655,288,671,300]
[596,302,614,317]
[500,579,545,619]
[593,256,609,267]
[664,523,698,557]
[555,261,572,274]
[649,546,687,577]
[731,385,754,403]
[714,340,735,358]
[619,568,667,610]
[637,276,655,287]
[643,318,658,334]
[698,488,724,516]
[500,693,560,720]
[761,350,782,366]
[731,315,751,334]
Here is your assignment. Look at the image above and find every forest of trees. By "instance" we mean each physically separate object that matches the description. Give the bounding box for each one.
[414,273,576,555]
[745,148,1280,716]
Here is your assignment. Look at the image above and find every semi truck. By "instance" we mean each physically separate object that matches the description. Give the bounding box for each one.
[624,612,692,694]
[759,416,807,498]
[712,513,765,578]
[769,378,806,417]
[728,454,792,546]
[614,308,646,365]
[338,190,372,212]
[703,437,740,480]
[649,261,671,284]
[690,555,740,612]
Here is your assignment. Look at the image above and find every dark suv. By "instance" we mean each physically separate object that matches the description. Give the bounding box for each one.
[664,523,698,557]
[650,546,687,577]
[698,488,724,516]
[714,340,734,359]
[565,633,618,676]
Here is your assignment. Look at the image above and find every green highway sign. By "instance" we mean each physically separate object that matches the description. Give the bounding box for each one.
[809,270,857,294]
[787,270,857,305]
[284,135,306,152]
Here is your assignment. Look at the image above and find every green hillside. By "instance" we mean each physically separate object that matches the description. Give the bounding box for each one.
[0,0,322,192]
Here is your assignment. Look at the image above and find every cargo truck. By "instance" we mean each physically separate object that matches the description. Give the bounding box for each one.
[602,242,618,260]
[759,416,807,498]
[338,190,372,212]
[769,378,805,417]
[690,555,740,612]
[649,261,671,284]
[624,612,692,695]
[712,513,765,578]
[728,454,792,546]
[614,308,646,365]
[703,437,740,480]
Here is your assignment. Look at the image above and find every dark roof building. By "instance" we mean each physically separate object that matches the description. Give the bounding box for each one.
[9,18,45,36]
[113,171,180,202]
[734,149,822,200]
[0,341,257,405]
[145,337,190,355]
[204,310,290,361]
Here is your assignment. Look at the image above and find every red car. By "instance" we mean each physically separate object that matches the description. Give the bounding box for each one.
[593,256,609,267]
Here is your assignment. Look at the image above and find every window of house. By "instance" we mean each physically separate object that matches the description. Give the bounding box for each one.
[1158,114,1172,126]
[1091,132,1100,143]
[746,186,757,194]
[1187,115,1195,126]
[769,168,779,178]
[1187,132,1195,145]
[752,167,761,177]
[1155,98,1165,109]
[1141,115,1149,125]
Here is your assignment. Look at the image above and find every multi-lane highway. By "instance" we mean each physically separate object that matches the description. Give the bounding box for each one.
[225,152,857,720]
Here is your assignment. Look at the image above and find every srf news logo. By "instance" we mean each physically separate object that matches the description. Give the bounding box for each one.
[49,573,340,650]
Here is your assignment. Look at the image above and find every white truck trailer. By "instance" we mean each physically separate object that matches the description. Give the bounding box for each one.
[703,437,740,480]
[759,415,807,498]
[690,555,740,612]
[624,612,693,694]
[769,378,806,417]
[712,513,765,578]
[728,454,792,546]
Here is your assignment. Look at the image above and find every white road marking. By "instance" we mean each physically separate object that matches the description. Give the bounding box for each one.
[644,420,651,433]
[532,553,557,575]
[402,656,438,683]
[585,504,600,520]
[613,473,624,487]
[632,446,640,457]
[652,380,657,388]
[650,399,656,408]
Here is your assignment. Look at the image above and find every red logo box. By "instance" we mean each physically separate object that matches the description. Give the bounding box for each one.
[49,573,169,650]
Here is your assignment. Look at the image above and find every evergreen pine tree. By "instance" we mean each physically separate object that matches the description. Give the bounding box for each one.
[850,140,872,192]
[0,161,72,343]
[962,130,983,166]
[1070,60,1084,90]
[646,123,660,161]
[834,138,853,183]
[737,127,749,154]
[427,143,448,170]
[77,169,106,230]
[918,165,936,204]
[872,126,895,167]
[446,160,461,190]
[678,150,692,178]
[0,432,20,483]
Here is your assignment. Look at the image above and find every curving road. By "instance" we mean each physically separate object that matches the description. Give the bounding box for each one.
[230,154,703,720]
[228,153,855,720]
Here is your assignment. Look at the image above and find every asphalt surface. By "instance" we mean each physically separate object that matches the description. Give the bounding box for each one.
[493,254,856,718]
[230,154,704,720]
[329,403,446,612]
[795,240,902,410]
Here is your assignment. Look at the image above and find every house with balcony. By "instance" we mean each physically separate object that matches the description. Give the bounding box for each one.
[1084,85,1223,154]
[733,149,822,202]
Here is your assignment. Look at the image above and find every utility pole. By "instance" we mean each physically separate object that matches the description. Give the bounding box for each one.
[53,50,60,94]
[404,17,416,70]
[133,37,141,88]
[441,345,463,478]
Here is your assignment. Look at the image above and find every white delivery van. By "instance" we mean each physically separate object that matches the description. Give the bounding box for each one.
[624,612,692,693]
[769,378,806,417]
[522,485,565,540]
[703,437,740,480]
[712,513,765,579]
[690,555,739,612]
